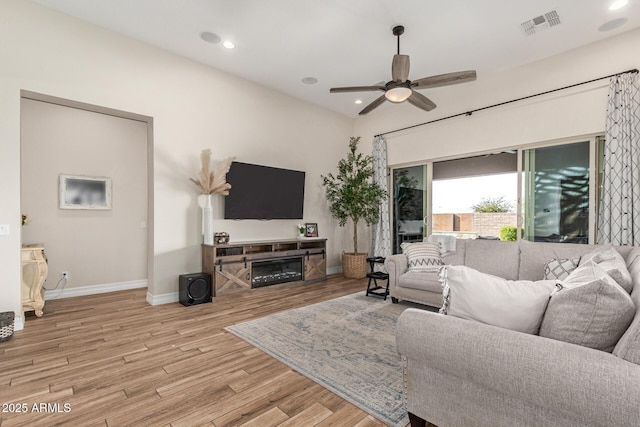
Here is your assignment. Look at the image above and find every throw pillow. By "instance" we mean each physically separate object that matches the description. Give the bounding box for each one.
[539,261,635,352]
[580,245,633,293]
[543,256,580,280]
[439,265,556,335]
[402,242,443,273]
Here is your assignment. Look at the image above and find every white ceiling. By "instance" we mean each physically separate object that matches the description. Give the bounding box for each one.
[31,0,640,117]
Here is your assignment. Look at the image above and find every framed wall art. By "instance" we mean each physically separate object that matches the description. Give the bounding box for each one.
[59,174,112,210]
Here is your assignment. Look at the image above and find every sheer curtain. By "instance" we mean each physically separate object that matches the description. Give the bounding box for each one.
[598,72,640,245]
[371,136,391,267]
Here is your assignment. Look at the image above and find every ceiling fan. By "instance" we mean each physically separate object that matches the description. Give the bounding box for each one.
[330,25,477,115]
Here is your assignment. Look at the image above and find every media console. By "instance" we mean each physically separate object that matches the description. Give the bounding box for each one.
[202,238,327,296]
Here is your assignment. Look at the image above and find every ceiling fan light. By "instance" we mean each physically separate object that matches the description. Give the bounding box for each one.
[385,87,412,103]
[609,0,628,10]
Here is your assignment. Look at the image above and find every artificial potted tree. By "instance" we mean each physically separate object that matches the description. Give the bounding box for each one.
[321,137,387,278]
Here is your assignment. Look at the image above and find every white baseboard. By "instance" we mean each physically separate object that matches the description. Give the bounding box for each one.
[146,291,179,306]
[44,279,147,300]
[13,314,25,331]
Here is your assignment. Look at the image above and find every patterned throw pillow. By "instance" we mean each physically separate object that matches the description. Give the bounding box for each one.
[580,245,633,293]
[402,242,443,272]
[544,256,581,280]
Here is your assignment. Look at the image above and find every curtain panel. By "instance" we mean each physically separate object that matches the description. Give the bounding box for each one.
[371,136,391,269]
[598,72,640,245]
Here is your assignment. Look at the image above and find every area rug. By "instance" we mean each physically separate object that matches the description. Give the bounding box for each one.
[225,292,430,427]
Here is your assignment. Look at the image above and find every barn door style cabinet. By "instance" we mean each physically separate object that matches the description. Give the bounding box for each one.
[202,238,327,296]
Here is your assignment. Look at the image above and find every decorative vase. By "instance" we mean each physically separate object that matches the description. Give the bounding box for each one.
[203,194,214,245]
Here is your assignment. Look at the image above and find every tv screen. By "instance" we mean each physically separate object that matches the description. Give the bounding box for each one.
[224,162,305,220]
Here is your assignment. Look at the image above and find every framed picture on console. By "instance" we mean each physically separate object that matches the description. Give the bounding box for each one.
[305,223,318,237]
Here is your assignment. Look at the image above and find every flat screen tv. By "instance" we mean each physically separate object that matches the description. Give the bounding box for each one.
[224,162,305,220]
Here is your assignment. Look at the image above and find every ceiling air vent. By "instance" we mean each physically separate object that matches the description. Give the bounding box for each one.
[521,10,561,36]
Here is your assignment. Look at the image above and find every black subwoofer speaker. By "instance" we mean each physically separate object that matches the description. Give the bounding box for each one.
[179,273,212,306]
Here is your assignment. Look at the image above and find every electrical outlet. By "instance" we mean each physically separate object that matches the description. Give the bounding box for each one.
[61,271,69,280]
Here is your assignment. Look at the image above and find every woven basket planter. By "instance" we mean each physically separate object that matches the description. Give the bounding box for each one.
[342,252,368,279]
[0,312,15,343]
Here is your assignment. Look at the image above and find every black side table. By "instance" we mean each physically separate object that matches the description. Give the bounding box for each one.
[366,257,390,300]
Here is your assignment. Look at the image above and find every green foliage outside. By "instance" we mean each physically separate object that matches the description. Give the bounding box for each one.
[321,137,387,254]
[499,225,520,241]
[471,196,514,213]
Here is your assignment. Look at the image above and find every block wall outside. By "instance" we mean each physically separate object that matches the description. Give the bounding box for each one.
[472,213,517,238]
[432,212,517,239]
[433,214,455,231]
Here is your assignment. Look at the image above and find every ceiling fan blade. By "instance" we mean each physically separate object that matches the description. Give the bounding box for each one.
[412,70,477,90]
[359,94,387,115]
[392,54,410,81]
[407,91,437,112]
[330,86,385,93]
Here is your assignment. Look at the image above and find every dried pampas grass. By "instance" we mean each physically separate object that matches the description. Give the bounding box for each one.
[190,149,235,195]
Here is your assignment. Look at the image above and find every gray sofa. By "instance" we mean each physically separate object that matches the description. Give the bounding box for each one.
[392,239,640,426]
[385,238,629,308]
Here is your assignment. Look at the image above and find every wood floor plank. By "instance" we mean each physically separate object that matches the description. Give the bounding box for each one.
[277,402,334,426]
[238,406,290,427]
[0,276,407,426]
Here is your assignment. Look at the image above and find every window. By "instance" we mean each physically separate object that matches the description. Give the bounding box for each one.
[389,135,603,249]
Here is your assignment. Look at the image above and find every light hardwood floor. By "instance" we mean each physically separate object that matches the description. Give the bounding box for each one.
[1,275,400,427]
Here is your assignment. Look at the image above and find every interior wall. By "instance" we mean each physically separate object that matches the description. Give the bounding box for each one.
[21,98,148,293]
[0,0,355,326]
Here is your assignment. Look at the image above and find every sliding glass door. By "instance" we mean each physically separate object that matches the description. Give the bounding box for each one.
[389,136,601,249]
[392,165,429,254]
[521,141,591,243]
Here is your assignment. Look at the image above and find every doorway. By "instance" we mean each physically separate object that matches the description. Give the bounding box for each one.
[20,91,154,300]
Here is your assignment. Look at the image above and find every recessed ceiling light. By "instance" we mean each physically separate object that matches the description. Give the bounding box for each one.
[599,17,628,31]
[200,31,221,44]
[609,0,628,10]
[222,40,236,49]
[301,77,318,85]
[355,99,363,105]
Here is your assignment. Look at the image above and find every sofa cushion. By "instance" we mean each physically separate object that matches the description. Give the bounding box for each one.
[580,245,633,293]
[402,242,443,272]
[518,240,596,281]
[539,261,635,352]
[398,271,442,293]
[543,256,580,280]
[613,248,640,364]
[615,317,640,364]
[464,240,520,280]
[439,265,555,334]
[441,238,466,266]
